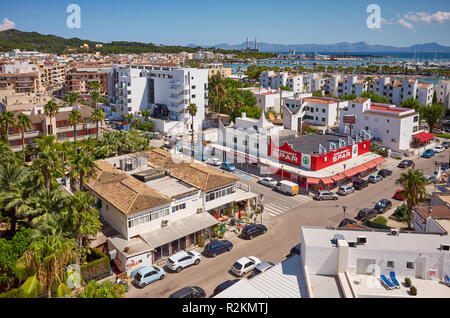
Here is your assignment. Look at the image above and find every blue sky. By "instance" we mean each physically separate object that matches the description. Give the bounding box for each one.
[1,0,449,46]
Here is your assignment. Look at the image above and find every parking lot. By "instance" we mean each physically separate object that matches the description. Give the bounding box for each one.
[127,146,450,298]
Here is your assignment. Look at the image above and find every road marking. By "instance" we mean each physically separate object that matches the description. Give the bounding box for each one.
[265,204,288,213]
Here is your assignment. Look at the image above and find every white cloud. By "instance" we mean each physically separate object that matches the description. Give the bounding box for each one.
[380,17,393,25]
[0,18,15,31]
[404,11,450,24]
[398,18,415,31]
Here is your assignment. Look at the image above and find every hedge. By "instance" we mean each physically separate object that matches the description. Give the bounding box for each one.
[80,248,111,282]
[435,133,450,139]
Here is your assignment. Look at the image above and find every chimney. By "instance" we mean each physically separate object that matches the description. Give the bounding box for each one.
[246,37,249,49]
[255,37,257,50]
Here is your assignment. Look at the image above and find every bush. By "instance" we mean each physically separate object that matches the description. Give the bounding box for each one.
[79,248,111,282]
[410,285,417,296]
[392,204,409,223]
[436,133,450,139]
[405,277,411,287]
[372,216,388,227]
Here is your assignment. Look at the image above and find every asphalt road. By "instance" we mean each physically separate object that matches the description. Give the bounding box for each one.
[127,149,450,298]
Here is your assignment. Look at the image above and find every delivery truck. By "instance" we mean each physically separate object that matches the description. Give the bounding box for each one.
[275,180,299,196]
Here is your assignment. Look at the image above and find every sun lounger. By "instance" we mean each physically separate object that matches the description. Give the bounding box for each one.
[380,275,394,290]
[445,275,450,287]
[389,272,401,289]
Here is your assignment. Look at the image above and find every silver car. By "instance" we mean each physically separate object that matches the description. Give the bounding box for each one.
[206,158,222,166]
[315,190,338,201]
[258,177,277,188]
[337,185,355,196]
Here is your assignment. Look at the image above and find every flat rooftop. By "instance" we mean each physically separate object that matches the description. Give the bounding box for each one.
[145,176,197,199]
[280,133,350,155]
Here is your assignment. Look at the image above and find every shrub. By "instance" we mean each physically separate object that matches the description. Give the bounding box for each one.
[436,133,450,139]
[372,216,388,227]
[79,248,111,282]
[392,204,408,223]
[410,285,417,296]
[405,277,411,287]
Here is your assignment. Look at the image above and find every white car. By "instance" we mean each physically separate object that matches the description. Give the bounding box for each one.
[207,158,222,166]
[231,256,261,277]
[257,177,277,188]
[167,250,202,273]
[434,145,445,153]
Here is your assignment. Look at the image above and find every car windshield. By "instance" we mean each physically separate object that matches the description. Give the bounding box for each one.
[377,201,385,206]
[233,262,243,270]
[154,267,160,272]
[187,251,194,256]
[253,268,262,275]
[134,273,142,282]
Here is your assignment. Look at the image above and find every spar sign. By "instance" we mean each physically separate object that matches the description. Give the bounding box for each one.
[332,148,352,163]
[270,141,301,166]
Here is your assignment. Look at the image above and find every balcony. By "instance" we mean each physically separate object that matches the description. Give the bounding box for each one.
[8,130,40,141]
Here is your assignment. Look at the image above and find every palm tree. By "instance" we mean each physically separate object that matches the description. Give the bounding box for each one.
[64,92,80,107]
[89,90,102,108]
[124,113,134,124]
[26,186,68,228]
[395,170,428,229]
[44,100,59,136]
[90,108,105,139]
[214,83,227,114]
[16,235,77,298]
[17,113,32,162]
[33,148,63,192]
[0,110,16,138]
[86,81,102,93]
[68,150,98,192]
[141,109,152,123]
[187,103,198,160]
[69,110,83,144]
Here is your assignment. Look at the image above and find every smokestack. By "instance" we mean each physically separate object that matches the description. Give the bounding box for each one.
[255,37,257,50]
[246,37,249,49]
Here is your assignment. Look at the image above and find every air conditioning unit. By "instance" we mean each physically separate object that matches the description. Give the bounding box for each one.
[161,220,169,228]
[441,244,450,251]
[390,229,400,236]
[356,236,367,245]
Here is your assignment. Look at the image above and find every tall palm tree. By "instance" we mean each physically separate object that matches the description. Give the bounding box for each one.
[44,100,59,136]
[214,83,227,114]
[17,113,32,162]
[124,113,134,124]
[33,148,63,192]
[68,150,98,192]
[187,103,198,160]
[64,92,80,107]
[0,110,16,138]
[90,108,105,139]
[395,169,428,229]
[26,186,68,228]
[89,90,102,108]
[16,235,77,298]
[86,81,102,93]
[69,110,83,144]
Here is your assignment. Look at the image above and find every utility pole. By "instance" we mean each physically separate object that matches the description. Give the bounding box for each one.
[259,194,264,225]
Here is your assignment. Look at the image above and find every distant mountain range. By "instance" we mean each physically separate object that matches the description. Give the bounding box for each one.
[192,41,450,53]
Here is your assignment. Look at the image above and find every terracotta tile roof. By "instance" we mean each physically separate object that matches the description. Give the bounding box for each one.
[415,206,450,222]
[418,83,432,88]
[353,97,370,103]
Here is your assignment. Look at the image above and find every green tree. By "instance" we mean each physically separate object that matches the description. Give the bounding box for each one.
[0,111,16,139]
[214,83,227,114]
[64,92,80,107]
[401,97,421,111]
[17,113,32,163]
[90,108,105,140]
[360,92,391,104]
[395,170,428,229]
[44,100,59,136]
[140,109,152,122]
[77,280,125,298]
[420,103,445,133]
[231,105,262,123]
[68,150,98,192]
[312,90,323,97]
[86,81,102,93]
[32,148,63,192]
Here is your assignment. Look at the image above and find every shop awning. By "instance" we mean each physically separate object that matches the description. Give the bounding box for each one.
[372,157,386,165]
[344,165,367,178]
[331,174,346,182]
[413,132,435,143]
[363,160,378,170]
[321,178,334,185]
[307,178,320,185]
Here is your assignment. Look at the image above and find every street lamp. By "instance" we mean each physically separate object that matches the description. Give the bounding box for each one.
[259,194,264,225]
[281,165,284,181]
[343,205,347,221]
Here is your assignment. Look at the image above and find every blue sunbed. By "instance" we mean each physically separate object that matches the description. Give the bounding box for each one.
[446,275,450,286]
[380,275,394,290]
[389,272,401,289]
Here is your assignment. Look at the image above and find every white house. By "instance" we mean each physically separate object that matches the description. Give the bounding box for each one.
[436,80,450,110]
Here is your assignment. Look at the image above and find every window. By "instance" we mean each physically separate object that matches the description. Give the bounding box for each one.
[407,262,414,269]
[172,203,186,213]
[243,140,247,146]
[322,109,326,113]
[192,85,196,89]
[233,137,237,143]
[387,261,395,268]
[414,116,419,122]
[322,118,326,122]
[205,185,236,202]
[255,143,259,149]
[192,95,196,98]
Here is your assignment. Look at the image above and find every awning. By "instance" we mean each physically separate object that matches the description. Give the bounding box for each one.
[235,189,258,202]
[321,178,334,185]
[413,132,435,143]
[372,157,386,165]
[140,213,219,249]
[363,160,378,170]
[307,178,320,185]
[331,174,346,182]
[344,165,367,178]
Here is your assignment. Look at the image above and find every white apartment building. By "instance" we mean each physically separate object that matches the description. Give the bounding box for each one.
[337,75,368,97]
[2,61,39,74]
[308,73,328,93]
[436,80,450,110]
[417,83,434,106]
[108,65,209,133]
[339,97,420,153]
[193,51,215,60]
[260,71,304,92]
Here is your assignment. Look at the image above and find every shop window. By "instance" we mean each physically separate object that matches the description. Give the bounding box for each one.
[162,244,169,257]
[190,233,197,246]
[407,262,414,269]
[154,247,162,262]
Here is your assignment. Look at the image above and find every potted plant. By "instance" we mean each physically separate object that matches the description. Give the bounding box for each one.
[410,286,417,296]
[404,277,411,287]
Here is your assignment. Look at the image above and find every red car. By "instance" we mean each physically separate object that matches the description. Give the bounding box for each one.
[394,189,405,201]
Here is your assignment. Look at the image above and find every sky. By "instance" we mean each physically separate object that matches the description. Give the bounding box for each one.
[0,0,450,47]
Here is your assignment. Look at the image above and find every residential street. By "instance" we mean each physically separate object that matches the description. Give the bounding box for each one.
[127,149,450,298]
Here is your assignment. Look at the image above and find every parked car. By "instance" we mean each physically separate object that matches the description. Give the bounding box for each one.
[257,177,277,188]
[422,149,435,158]
[353,179,369,190]
[169,286,206,298]
[289,244,301,257]
[374,199,393,214]
[207,158,222,166]
[241,224,267,240]
[435,145,446,153]
[337,185,355,196]
[398,160,414,168]
[315,190,338,201]
[394,189,405,201]
[338,218,357,228]
[167,250,202,273]
[248,261,277,279]
[203,240,233,257]
[368,174,383,183]
[378,169,392,178]
[356,208,378,221]
[231,256,261,277]
[221,162,236,172]
[442,141,449,149]
[212,279,240,296]
[131,266,165,288]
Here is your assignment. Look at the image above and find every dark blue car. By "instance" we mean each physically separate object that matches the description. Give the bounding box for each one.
[422,149,435,158]
[204,240,233,257]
